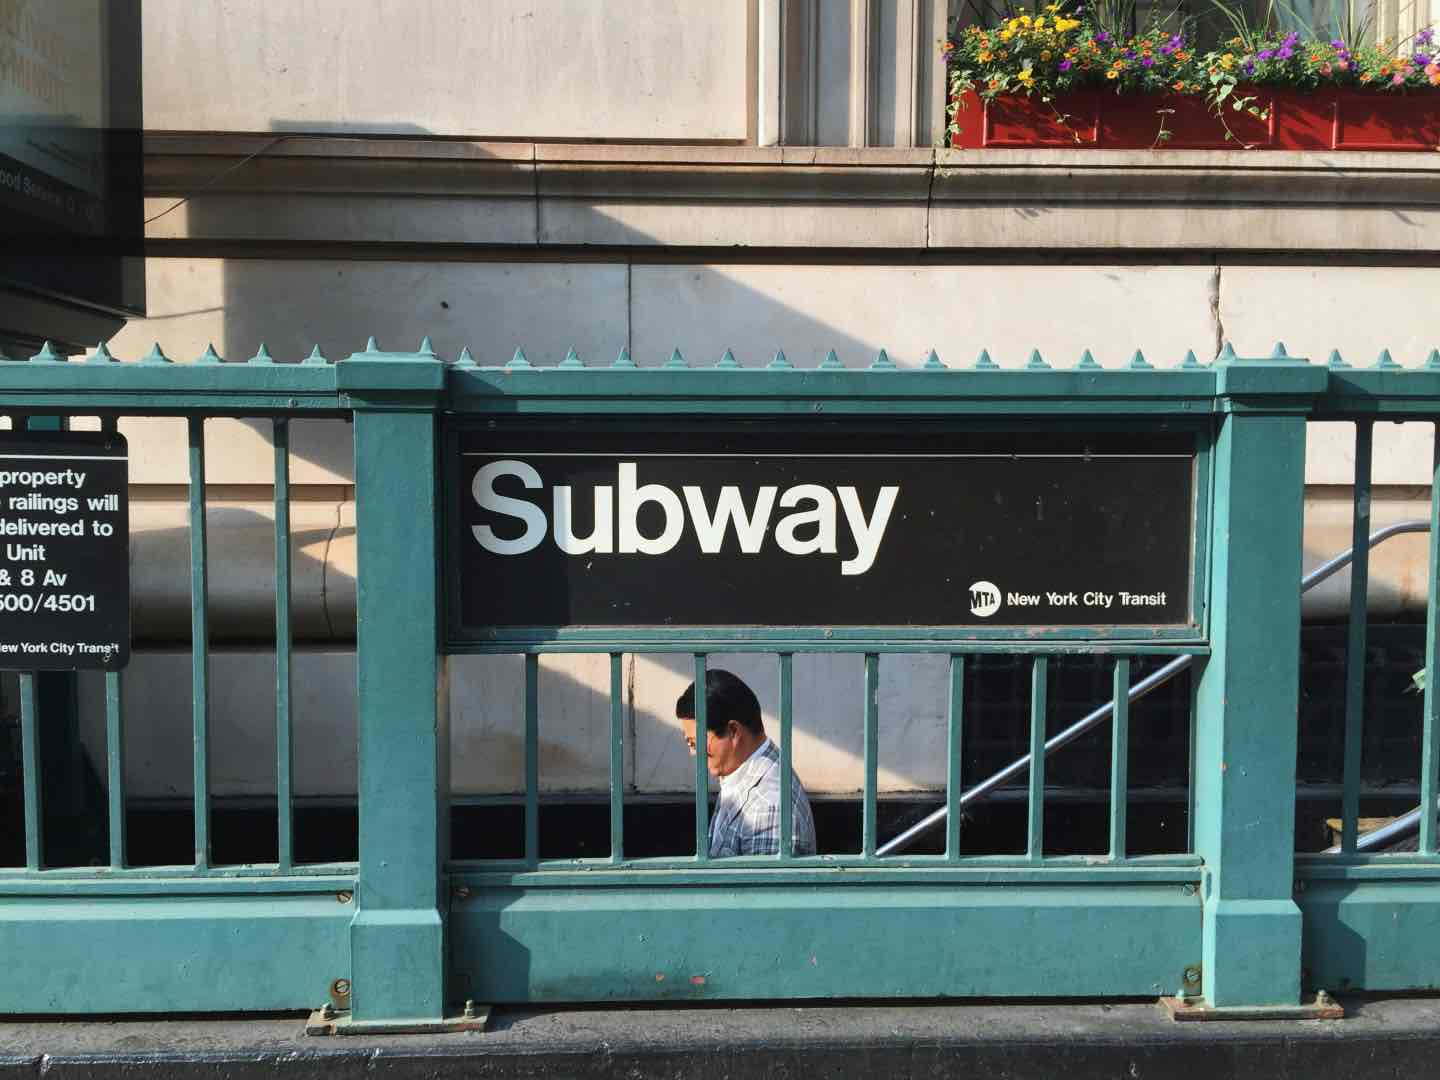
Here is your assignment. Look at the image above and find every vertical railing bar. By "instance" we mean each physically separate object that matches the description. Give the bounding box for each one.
[1341,420,1373,854]
[100,415,118,434]
[778,652,794,861]
[609,652,624,863]
[105,671,126,869]
[945,654,964,862]
[187,416,210,870]
[273,419,294,871]
[863,653,879,859]
[1028,656,1048,862]
[1109,658,1131,860]
[524,654,540,867]
[1187,669,1199,854]
[19,674,42,871]
[1419,424,1440,856]
[694,653,709,862]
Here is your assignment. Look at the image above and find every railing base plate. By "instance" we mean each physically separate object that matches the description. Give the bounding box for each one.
[1159,994,1344,1022]
[305,1007,490,1036]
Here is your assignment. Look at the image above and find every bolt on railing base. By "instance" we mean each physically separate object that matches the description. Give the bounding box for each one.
[1159,991,1343,1022]
[305,1003,490,1036]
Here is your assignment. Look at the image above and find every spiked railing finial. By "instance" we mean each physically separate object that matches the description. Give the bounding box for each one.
[819,349,843,370]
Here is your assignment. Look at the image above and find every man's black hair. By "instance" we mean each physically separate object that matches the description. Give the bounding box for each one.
[675,669,764,737]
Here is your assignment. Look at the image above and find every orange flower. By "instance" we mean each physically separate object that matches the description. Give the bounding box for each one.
[1173,80,1185,89]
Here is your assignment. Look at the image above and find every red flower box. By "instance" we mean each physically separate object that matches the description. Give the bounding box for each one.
[950,86,1440,150]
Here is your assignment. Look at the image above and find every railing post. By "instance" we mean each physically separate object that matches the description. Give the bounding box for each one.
[1195,347,1327,1008]
[336,339,449,1025]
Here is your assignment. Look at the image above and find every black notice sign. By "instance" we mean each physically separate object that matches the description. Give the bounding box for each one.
[448,428,1196,633]
[0,433,129,670]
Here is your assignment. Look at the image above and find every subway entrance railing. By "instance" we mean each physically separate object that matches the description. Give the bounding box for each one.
[1,339,1437,1028]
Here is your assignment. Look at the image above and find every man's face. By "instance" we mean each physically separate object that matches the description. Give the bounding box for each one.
[680,716,747,777]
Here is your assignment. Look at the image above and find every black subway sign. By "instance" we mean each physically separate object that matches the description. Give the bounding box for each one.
[0,433,130,669]
[448,428,1196,633]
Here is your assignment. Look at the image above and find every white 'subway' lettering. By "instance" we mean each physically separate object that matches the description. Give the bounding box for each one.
[472,460,899,577]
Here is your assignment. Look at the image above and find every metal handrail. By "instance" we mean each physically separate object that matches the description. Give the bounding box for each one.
[877,519,1432,858]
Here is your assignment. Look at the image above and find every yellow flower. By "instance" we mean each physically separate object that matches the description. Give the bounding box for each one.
[1055,17,1080,31]
[1000,27,1014,41]
[1046,3,1061,11]
[1017,66,1035,85]
[979,50,994,61]
[1219,53,1234,69]
[1020,14,1032,26]
[1106,68,1119,78]
[1034,16,1046,28]
[1008,17,1021,30]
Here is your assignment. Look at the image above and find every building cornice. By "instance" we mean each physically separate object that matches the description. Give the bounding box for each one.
[143,134,1440,253]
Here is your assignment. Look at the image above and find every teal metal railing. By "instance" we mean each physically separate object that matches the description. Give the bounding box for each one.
[3,338,1439,1022]
[0,344,358,1016]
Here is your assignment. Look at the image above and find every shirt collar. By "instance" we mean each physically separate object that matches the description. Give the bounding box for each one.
[720,737,773,790]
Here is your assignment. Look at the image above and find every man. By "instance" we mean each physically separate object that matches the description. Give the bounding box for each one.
[677,669,817,857]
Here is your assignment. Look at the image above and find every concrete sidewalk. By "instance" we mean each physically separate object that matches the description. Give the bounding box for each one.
[4,995,1440,1079]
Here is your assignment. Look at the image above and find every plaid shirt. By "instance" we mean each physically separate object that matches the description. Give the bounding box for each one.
[709,739,817,858]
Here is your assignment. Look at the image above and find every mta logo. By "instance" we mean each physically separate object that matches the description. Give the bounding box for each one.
[969,581,1000,618]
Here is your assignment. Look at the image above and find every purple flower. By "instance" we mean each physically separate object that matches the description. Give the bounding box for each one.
[1256,48,1274,60]
[1095,30,1109,42]
[1283,31,1300,44]
[1416,28,1434,45]
[1122,47,1136,58]
[1059,58,1074,70]
[1276,46,1293,58]
[1244,59,1256,74]
[1416,52,1432,65]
